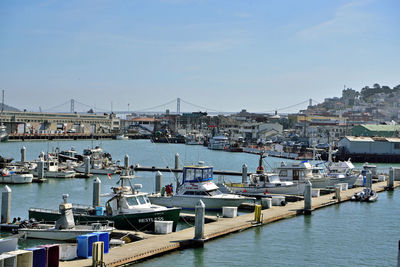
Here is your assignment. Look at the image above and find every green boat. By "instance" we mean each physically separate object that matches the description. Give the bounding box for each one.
[29,179,181,232]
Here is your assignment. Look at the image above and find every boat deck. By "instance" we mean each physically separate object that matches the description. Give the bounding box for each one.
[60,181,397,267]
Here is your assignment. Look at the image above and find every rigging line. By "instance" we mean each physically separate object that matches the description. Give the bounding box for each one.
[135,99,177,112]
[42,100,71,112]
[260,99,310,113]
[311,99,321,104]
[180,99,221,113]
[276,100,309,111]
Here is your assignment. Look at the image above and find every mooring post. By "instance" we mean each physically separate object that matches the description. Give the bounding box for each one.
[335,185,342,202]
[1,185,11,224]
[242,164,247,184]
[388,167,394,190]
[20,146,26,163]
[194,200,205,240]
[155,171,162,193]
[124,155,129,170]
[366,171,372,189]
[174,153,179,169]
[304,180,312,214]
[93,177,101,207]
[38,159,44,179]
[85,156,91,176]
[397,240,400,267]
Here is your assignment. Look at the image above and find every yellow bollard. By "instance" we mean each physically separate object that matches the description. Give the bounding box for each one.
[254,204,262,223]
[92,241,104,267]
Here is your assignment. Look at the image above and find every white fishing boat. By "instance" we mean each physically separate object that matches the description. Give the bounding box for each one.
[19,222,114,242]
[0,124,8,142]
[32,156,75,178]
[224,154,304,196]
[75,146,118,175]
[208,136,230,150]
[275,161,359,189]
[21,195,114,241]
[148,163,255,210]
[0,166,33,184]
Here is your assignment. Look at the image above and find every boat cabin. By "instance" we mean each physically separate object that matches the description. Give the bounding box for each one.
[179,165,222,196]
[275,161,325,181]
[182,165,213,184]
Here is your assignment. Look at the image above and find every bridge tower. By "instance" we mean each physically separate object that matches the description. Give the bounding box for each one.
[70,99,75,113]
[177,98,181,114]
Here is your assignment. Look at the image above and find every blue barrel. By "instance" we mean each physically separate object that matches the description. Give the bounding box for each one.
[77,233,99,258]
[95,232,110,254]
[25,247,46,267]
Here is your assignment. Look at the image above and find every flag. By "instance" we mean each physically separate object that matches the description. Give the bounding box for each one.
[107,173,111,180]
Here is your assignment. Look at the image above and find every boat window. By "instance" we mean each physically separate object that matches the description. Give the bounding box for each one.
[207,189,222,196]
[195,191,208,195]
[125,197,139,206]
[144,196,150,203]
[185,169,194,180]
[183,191,195,195]
[137,195,147,205]
[195,169,202,180]
[279,170,287,177]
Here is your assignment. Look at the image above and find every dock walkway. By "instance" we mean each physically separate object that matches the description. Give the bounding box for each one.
[60,181,396,266]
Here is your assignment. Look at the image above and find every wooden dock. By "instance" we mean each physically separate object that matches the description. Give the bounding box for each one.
[60,181,397,267]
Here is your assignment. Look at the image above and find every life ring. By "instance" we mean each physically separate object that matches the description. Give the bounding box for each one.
[257,166,264,171]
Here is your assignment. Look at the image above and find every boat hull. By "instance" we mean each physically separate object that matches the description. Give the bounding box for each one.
[0,173,33,184]
[148,195,253,210]
[75,167,117,175]
[33,171,75,178]
[226,182,305,196]
[18,228,113,241]
[29,207,181,232]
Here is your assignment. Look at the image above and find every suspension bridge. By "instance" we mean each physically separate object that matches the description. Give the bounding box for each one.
[38,98,320,115]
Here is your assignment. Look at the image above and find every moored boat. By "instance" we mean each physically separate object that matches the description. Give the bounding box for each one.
[0,166,33,184]
[148,163,255,210]
[29,177,181,232]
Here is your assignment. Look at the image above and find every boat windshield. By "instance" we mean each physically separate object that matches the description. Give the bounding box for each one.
[125,196,139,206]
[137,195,147,205]
[207,189,222,196]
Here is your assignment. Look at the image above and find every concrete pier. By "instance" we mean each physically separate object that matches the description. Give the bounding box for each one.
[60,180,398,267]
[194,200,205,240]
[242,164,247,184]
[174,153,179,169]
[84,156,91,176]
[93,177,101,207]
[155,171,162,193]
[37,159,44,180]
[304,180,312,214]
[20,146,26,163]
[1,186,11,224]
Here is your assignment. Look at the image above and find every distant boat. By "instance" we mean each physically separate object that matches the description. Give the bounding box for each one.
[208,136,230,150]
[1,166,33,184]
[116,134,129,140]
[0,124,8,142]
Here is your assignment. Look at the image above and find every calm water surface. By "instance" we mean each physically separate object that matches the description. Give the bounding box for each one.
[1,139,399,266]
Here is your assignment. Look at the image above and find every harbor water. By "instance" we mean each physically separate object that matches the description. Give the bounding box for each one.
[1,139,400,266]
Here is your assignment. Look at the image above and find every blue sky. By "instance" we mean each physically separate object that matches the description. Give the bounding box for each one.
[1,0,399,113]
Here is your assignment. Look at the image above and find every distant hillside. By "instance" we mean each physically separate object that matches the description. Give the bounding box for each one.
[1,104,20,112]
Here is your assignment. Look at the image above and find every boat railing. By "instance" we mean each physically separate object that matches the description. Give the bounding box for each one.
[29,207,59,214]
